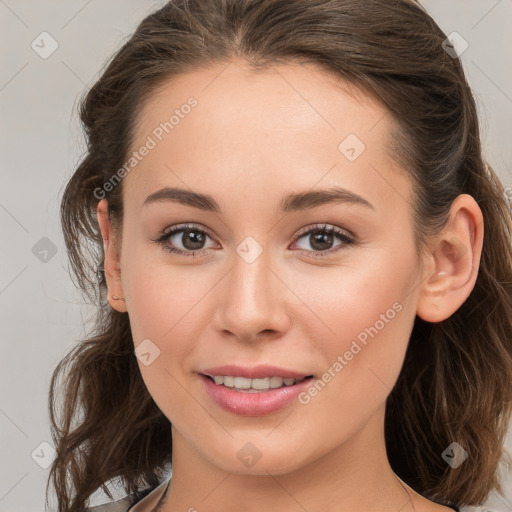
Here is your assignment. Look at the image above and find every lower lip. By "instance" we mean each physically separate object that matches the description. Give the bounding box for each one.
[200,374,313,416]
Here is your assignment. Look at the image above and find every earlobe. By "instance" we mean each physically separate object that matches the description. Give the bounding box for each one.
[97,199,127,313]
[416,194,484,323]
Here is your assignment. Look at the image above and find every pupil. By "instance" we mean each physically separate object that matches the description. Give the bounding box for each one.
[311,231,333,251]
[183,230,205,250]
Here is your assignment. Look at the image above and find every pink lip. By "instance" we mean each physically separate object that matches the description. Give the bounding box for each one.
[199,373,314,417]
[200,364,310,379]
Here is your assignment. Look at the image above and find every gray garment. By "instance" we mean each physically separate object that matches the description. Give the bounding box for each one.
[83,486,490,512]
[85,480,169,512]
[85,471,172,512]
[86,495,134,512]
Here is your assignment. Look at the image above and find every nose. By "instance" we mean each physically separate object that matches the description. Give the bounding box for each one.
[212,247,291,344]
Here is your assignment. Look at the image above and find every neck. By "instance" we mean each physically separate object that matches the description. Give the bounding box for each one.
[158,405,421,512]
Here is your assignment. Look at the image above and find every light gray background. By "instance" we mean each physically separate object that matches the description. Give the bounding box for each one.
[1,1,511,511]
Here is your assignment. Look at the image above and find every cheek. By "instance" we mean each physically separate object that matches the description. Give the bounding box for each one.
[297,245,419,414]
[120,232,203,339]
[123,265,207,367]
[121,255,207,420]
[120,242,218,396]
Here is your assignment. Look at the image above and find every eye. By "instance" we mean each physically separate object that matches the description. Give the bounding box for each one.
[152,222,355,259]
[290,223,355,258]
[152,224,216,259]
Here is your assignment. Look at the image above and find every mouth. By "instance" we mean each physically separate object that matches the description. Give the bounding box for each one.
[199,372,316,416]
[200,374,315,393]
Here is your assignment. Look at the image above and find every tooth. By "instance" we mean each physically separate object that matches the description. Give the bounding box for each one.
[212,375,302,390]
[251,377,270,390]
[223,376,235,387]
[234,377,252,389]
[269,376,284,388]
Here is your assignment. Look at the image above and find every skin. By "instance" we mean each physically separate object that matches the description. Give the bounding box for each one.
[97,60,483,512]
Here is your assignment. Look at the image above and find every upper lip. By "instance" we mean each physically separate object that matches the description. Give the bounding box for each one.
[199,364,312,379]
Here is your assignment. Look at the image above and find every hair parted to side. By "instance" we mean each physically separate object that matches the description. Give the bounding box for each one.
[48,1,512,511]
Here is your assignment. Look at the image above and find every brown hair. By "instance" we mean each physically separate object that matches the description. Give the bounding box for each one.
[48,1,512,510]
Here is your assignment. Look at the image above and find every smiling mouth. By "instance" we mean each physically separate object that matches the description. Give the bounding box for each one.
[201,374,314,392]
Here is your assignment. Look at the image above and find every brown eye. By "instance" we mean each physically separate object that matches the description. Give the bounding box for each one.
[153,224,216,257]
[292,224,355,257]
[178,229,207,251]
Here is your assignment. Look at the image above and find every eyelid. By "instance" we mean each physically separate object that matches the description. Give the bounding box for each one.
[150,223,218,260]
[152,222,356,258]
[157,222,218,247]
[293,223,355,242]
[161,222,215,239]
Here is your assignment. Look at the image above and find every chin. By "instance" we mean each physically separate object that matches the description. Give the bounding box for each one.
[202,438,308,476]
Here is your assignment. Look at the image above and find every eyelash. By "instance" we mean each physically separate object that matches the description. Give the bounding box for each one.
[152,223,356,259]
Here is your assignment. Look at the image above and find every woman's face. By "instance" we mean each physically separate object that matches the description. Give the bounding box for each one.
[110,60,428,474]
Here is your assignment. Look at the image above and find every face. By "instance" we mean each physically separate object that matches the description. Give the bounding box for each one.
[109,60,426,475]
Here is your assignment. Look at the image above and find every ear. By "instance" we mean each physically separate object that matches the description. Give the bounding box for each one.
[97,199,127,313]
[416,194,484,323]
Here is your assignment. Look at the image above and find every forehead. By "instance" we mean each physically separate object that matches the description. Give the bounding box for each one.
[134,59,390,145]
[125,60,411,215]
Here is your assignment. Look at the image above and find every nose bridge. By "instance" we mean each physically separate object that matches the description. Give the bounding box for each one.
[214,238,288,338]
[230,241,274,314]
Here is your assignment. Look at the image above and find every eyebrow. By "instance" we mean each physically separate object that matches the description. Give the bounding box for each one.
[143,186,374,212]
